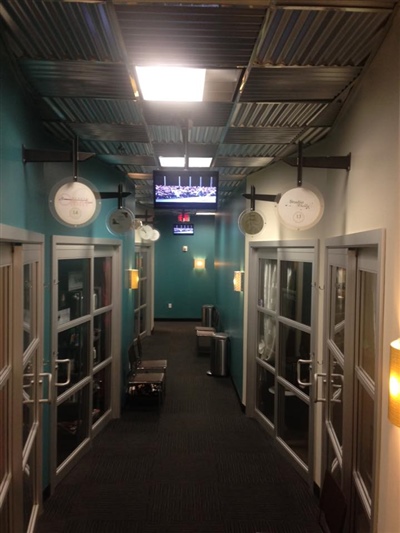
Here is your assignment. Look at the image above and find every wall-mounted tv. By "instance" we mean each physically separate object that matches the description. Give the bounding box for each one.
[153,170,218,211]
[173,223,194,235]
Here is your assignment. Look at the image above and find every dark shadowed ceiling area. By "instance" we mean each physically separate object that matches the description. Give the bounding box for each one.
[1,0,398,213]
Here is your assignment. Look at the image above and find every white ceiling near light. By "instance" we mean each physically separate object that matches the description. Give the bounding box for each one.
[0,0,398,212]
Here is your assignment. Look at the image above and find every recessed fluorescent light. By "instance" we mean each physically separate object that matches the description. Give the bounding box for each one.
[159,157,185,167]
[136,66,206,102]
[159,157,212,168]
[189,157,213,168]
[195,212,216,216]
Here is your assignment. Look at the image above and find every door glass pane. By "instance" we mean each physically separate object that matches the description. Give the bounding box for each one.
[353,489,371,533]
[23,449,35,532]
[0,492,10,532]
[57,322,90,394]
[257,312,276,366]
[326,435,342,488]
[277,384,309,466]
[279,323,310,394]
[356,386,374,498]
[58,259,90,322]
[280,261,312,326]
[358,271,377,380]
[0,265,10,369]
[22,359,36,449]
[93,312,111,366]
[328,353,344,447]
[57,385,90,468]
[0,385,7,486]
[256,364,275,424]
[258,258,277,310]
[332,266,346,353]
[94,257,112,309]
[23,263,34,351]
[139,279,147,307]
[93,365,111,424]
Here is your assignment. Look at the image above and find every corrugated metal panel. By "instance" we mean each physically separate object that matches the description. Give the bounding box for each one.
[189,127,230,144]
[142,102,234,127]
[217,144,284,157]
[215,157,273,167]
[82,141,153,156]
[241,67,362,102]
[231,102,327,127]
[0,0,122,61]
[148,126,182,144]
[43,98,142,124]
[257,8,392,67]
[69,123,149,143]
[99,154,156,166]
[225,127,302,144]
[20,60,134,99]
[115,5,267,68]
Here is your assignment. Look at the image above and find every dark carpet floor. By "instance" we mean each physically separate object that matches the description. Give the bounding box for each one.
[37,320,322,533]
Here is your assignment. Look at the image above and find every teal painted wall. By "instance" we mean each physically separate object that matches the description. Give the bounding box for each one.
[154,214,216,318]
[215,187,246,399]
[1,48,136,488]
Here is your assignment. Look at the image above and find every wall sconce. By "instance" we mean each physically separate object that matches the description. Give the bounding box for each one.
[233,271,244,292]
[194,258,205,269]
[389,339,400,427]
[128,269,139,289]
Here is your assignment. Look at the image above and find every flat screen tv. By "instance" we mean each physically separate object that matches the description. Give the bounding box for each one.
[153,170,218,211]
[173,223,194,235]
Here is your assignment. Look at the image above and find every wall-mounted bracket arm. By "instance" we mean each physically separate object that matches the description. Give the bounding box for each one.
[22,145,95,164]
[283,154,351,171]
[243,185,279,209]
[99,184,131,207]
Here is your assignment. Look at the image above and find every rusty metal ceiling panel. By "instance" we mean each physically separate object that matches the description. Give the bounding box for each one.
[43,97,142,124]
[231,102,327,127]
[225,127,302,144]
[241,66,362,102]
[0,0,122,61]
[20,60,134,99]
[257,8,393,67]
[142,102,234,127]
[115,5,267,68]
[69,123,149,143]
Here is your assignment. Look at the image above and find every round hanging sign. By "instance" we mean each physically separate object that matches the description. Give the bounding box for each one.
[106,207,135,235]
[49,177,101,227]
[277,185,324,231]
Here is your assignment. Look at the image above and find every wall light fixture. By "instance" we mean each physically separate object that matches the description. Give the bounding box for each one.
[233,271,244,292]
[128,269,139,289]
[194,258,206,269]
[389,339,400,427]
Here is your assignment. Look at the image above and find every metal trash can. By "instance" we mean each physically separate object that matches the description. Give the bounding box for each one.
[201,304,215,327]
[208,333,229,377]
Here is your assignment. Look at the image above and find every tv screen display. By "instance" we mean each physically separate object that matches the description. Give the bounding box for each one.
[173,223,194,235]
[153,170,218,211]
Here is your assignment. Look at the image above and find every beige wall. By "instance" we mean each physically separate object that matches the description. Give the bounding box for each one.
[245,10,400,532]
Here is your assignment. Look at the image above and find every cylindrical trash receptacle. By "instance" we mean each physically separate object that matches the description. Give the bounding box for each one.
[208,333,229,377]
[201,304,215,327]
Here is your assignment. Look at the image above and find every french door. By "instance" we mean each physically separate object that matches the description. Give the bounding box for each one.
[249,243,318,482]
[323,240,382,532]
[0,241,44,533]
[51,239,121,488]
[134,245,153,338]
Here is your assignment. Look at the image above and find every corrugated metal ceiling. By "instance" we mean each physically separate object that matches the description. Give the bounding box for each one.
[0,0,398,212]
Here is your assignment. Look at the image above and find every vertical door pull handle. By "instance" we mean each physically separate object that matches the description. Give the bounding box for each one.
[55,358,71,386]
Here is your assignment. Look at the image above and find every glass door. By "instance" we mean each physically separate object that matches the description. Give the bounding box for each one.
[52,241,118,488]
[134,246,151,338]
[0,242,44,533]
[323,245,381,532]
[252,246,317,482]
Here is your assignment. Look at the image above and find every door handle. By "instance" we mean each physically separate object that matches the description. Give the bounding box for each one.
[296,358,312,387]
[331,373,344,403]
[55,358,71,386]
[314,372,327,403]
[22,372,52,403]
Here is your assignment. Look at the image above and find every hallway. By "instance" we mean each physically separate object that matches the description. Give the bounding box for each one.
[37,321,322,533]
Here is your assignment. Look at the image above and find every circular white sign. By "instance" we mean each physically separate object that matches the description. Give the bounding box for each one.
[49,178,101,227]
[277,186,324,231]
[106,207,135,235]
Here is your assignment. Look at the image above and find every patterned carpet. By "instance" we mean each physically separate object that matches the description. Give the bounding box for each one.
[37,321,322,533]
